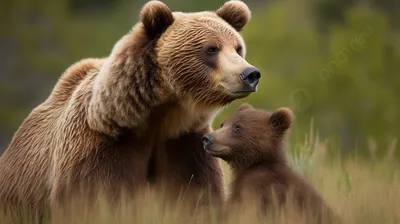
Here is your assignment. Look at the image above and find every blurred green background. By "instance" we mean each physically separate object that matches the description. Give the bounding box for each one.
[0,0,399,159]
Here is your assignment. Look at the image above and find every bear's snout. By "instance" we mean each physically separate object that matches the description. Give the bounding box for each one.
[202,134,214,148]
[240,67,261,91]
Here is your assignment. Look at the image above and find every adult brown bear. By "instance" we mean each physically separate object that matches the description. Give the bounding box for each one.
[0,0,259,222]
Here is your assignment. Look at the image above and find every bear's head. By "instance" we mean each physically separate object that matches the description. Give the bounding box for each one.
[140,0,260,107]
[202,103,293,167]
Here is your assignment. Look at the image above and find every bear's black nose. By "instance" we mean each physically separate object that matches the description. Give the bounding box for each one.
[240,67,261,90]
[202,134,214,147]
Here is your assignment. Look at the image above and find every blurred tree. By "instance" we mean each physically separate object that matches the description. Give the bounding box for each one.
[313,0,357,33]
[312,0,400,32]
[70,0,118,14]
[213,0,400,158]
[0,0,399,159]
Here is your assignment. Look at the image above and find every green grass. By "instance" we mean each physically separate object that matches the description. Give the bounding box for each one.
[1,130,399,224]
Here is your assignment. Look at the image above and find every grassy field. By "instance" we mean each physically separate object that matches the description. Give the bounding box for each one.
[2,132,399,224]
[49,155,399,224]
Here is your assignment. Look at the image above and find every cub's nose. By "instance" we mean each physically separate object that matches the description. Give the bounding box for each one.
[240,67,261,90]
[202,134,214,147]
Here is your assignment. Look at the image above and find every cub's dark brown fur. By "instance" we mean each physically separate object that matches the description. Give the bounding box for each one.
[204,103,340,223]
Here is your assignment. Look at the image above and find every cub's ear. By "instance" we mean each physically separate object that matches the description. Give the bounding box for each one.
[237,103,254,113]
[269,107,293,134]
[216,0,251,32]
[140,1,174,38]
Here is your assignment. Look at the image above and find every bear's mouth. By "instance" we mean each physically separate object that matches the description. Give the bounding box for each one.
[230,89,255,96]
[228,89,254,99]
[203,144,229,156]
[218,85,255,98]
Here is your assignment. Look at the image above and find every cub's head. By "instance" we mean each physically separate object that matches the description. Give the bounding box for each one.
[203,103,293,167]
[139,0,260,107]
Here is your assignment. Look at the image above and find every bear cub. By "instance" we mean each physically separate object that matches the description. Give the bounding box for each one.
[203,103,340,223]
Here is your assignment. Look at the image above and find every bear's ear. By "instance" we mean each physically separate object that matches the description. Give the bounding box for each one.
[140,1,174,38]
[237,103,254,113]
[216,0,251,32]
[269,107,293,134]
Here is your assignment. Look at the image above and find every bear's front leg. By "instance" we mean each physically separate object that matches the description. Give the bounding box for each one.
[149,131,225,210]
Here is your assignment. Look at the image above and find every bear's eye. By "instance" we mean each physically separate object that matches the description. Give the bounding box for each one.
[236,45,243,55]
[206,46,220,56]
[232,124,242,132]
[220,122,224,128]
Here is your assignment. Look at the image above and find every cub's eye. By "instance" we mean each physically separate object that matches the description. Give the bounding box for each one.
[220,122,224,128]
[232,124,242,132]
[236,45,243,55]
[206,46,220,56]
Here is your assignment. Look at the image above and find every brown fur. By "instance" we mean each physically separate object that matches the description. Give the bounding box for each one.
[0,1,256,222]
[150,132,225,209]
[216,0,251,32]
[205,104,340,223]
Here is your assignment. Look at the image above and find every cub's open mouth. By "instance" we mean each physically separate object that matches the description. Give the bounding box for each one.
[203,145,216,152]
[203,144,229,155]
[204,146,223,154]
